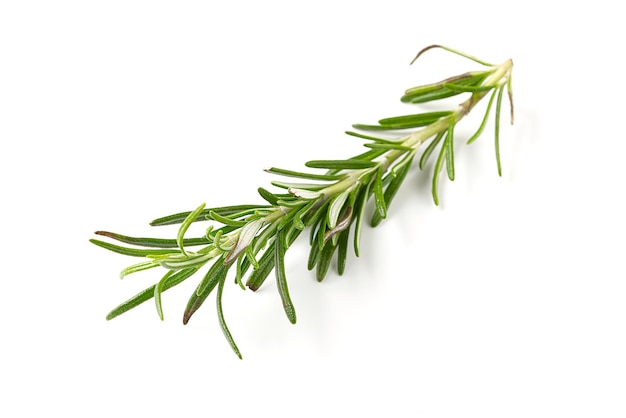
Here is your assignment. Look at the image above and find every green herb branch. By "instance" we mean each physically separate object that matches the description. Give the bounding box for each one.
[91,45,514,358]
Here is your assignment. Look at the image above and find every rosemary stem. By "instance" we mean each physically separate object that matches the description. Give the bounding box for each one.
[95,48,516,352]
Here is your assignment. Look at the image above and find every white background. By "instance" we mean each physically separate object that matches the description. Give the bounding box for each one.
[1,1,625,417]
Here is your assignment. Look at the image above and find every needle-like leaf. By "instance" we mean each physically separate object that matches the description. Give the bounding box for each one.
[353,182,371,257]
[208,210,247,227]
[445,117,456,181]
[194,256,227,298]
[154,270,174,320]
[264,167,344,181]
[246,246,276,291]
[419,131,445,170]
[258,187,279,206]
[305,159,377,170]
[119,260,161,278]
[364,143,413,151]
[378,111,451,127]
[90,239,179,257]
[371,155,414,227]
[432,143,447,206]
[177,203,206,257]
[443,83,494,93]
[94,231,208,248]
[275,230,296,324]
[466,89,497,144]
[316,241,338,282]
[507,76,515,124]
[216,269,242,359]
[401,72,490,104]
[344,130,398,143]
[495,86,505,176]
[150,205,263,226]
[337,229,350,276]
[106,267,198,321]
[373,166,386,219]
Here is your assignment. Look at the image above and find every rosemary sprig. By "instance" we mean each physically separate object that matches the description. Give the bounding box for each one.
[91,45,514,358]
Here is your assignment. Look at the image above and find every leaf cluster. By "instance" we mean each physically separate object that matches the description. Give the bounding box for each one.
[91,45,514,358]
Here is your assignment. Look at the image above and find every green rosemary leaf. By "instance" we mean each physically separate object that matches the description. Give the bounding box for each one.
[307,209,323,242]
[317,215,327,251]
[208,210,246,227]
[293,200,314,230]
[432,141,447,206]
[401,84,456,104]
[275,230,296,324]
[216,268,242,359]
[293,214,305,231]
[106,267,198,320]
[344,131,397,143]
[371,155,414,227]
[264,167,344,181]
[507,76,515,124]
[466,88,497,144]
[442,83,494,93]
[353,182,371,257]
[364,143,413,151]
[401,72,490,104]
[316,241,337,282]
[419,131,445,170]
[307,212,326,268]
[246,247,275,291]
[495,85,505,176]
[271,181,329,191]
[94,231,208,248]
[307,234,321,271]
[212,230,226,252]
[120,260,161,278]
[177,203,206,257]
[286,227,301,247]
[245,245,259,269]
[225,207,272,220]
[154,270,175,320]
[195,256,227,297]
[183,260,226,324]
[159,252,212,270]
[352,123,420,131]
[337,229,350,276]
[276,198,308,209]
[305,159,377,170]
[378,111,451,127]
[373,167,386,219]
[351,148,388,162]
[205,224,238,240]
[445,117,456,181]
[348,183,362,207]
[257,187,279,206]
[235,254,245,289]
[150,205,263,226]
[90,239,179,257]
[238,251,253,278]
